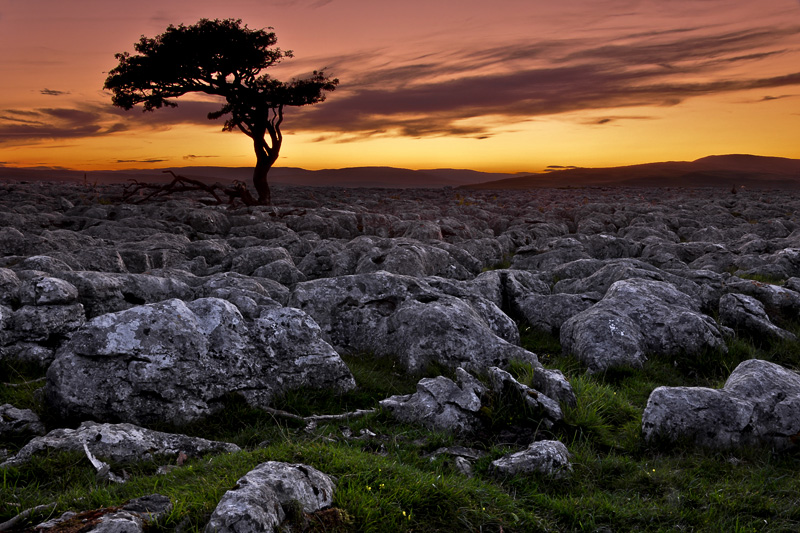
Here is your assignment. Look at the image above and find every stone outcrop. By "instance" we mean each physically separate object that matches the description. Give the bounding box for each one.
[719,293,797,342]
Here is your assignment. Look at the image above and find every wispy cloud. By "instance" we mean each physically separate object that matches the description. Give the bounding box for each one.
[115,158,168,163]
[40,88,70,96]
[0,100,224,145]
[4,23,799,145]
[287,25,800,139]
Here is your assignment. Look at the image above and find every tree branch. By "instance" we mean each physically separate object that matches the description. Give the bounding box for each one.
[262,406,378,424]
[0,503,57,532]
[122,171,258,206]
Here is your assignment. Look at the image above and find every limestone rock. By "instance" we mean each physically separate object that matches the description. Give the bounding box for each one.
[490,440,572,478]
[561,279,726,373]
[380,368,487,433]
[642,359,800,450]
[0,403,45,439]
[1,421,239,468]
[205,462,335,533]
[719,293,797,342]
[290,271,536,374]
[45,298,355,425]
[35,495,173,533]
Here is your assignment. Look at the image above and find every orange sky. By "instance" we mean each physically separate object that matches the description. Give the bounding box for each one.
[1,0,799,174]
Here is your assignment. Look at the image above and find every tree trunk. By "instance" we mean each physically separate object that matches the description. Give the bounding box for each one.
[252,134,280,205]
[253,157,272,205]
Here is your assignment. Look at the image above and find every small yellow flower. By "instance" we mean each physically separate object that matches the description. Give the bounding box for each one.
[367,486,372,491]
[379,483,385,490]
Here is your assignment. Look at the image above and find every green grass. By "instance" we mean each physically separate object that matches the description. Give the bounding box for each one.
[3,331,800,531]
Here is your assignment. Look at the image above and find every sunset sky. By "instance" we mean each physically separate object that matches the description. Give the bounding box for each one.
[1,0,799,174]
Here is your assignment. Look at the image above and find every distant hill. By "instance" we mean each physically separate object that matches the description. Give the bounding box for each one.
[2,155,799,190]
[461,154,800,190]
[0,165,521,189]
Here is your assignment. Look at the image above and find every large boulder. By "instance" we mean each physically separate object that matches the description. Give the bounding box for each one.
[561,278,726,373]
[642,359,800,450]
[45,298,355,425]
[205,462,335,533]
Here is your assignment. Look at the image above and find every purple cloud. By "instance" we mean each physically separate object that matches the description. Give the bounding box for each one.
[5,23,800,144]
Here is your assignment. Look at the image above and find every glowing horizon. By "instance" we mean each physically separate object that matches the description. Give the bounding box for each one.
[2,0,800,175]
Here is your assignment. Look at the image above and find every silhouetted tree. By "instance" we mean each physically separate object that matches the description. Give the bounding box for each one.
[104,18,338,205]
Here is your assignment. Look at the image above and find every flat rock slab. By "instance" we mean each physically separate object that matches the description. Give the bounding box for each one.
[0,421,240,468]
[642,359,800,450]
[35,494,173,533]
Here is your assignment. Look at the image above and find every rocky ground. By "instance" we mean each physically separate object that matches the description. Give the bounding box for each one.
[1,179,800,531]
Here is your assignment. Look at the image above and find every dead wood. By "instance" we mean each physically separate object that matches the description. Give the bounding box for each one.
[121,171,260,206]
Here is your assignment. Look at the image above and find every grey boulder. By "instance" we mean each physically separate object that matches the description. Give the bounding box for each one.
[642,359,800,450]
[380,368,487,433]
[561,279,726,373]
[45,298,355,425]
[719,293,797,342]
[0,403,45,439]
[290,271,531,373]
[490,440,572,478]
[205,461,335,533]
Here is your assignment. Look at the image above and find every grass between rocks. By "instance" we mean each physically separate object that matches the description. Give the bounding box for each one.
[3,329,800,532]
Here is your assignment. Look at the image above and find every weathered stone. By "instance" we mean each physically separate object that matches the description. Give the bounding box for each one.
[488,367,563,427]
[0,404,45,439]
[719,293,797,342]
[561,278,725,373]
[19,276,79,306]
[517,292,598,334]
[252,258,307,286]
[205,462,335,533]
[55,271,195,318]
[1,421,239,468]
[45,298,355,425]
[291,272,530,373]
[35,495,173,533]
[642,359,800,450]
[380,368,487,433]
[9,303,85,343]
[490,440,572,478]
[0,268,21,307]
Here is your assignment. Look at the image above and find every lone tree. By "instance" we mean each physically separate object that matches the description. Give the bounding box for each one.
[104,18,338,205]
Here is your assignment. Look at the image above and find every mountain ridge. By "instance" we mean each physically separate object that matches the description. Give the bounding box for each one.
[1,154,798,189]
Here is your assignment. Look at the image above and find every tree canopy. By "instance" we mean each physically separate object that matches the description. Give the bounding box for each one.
[104,18,338,205]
